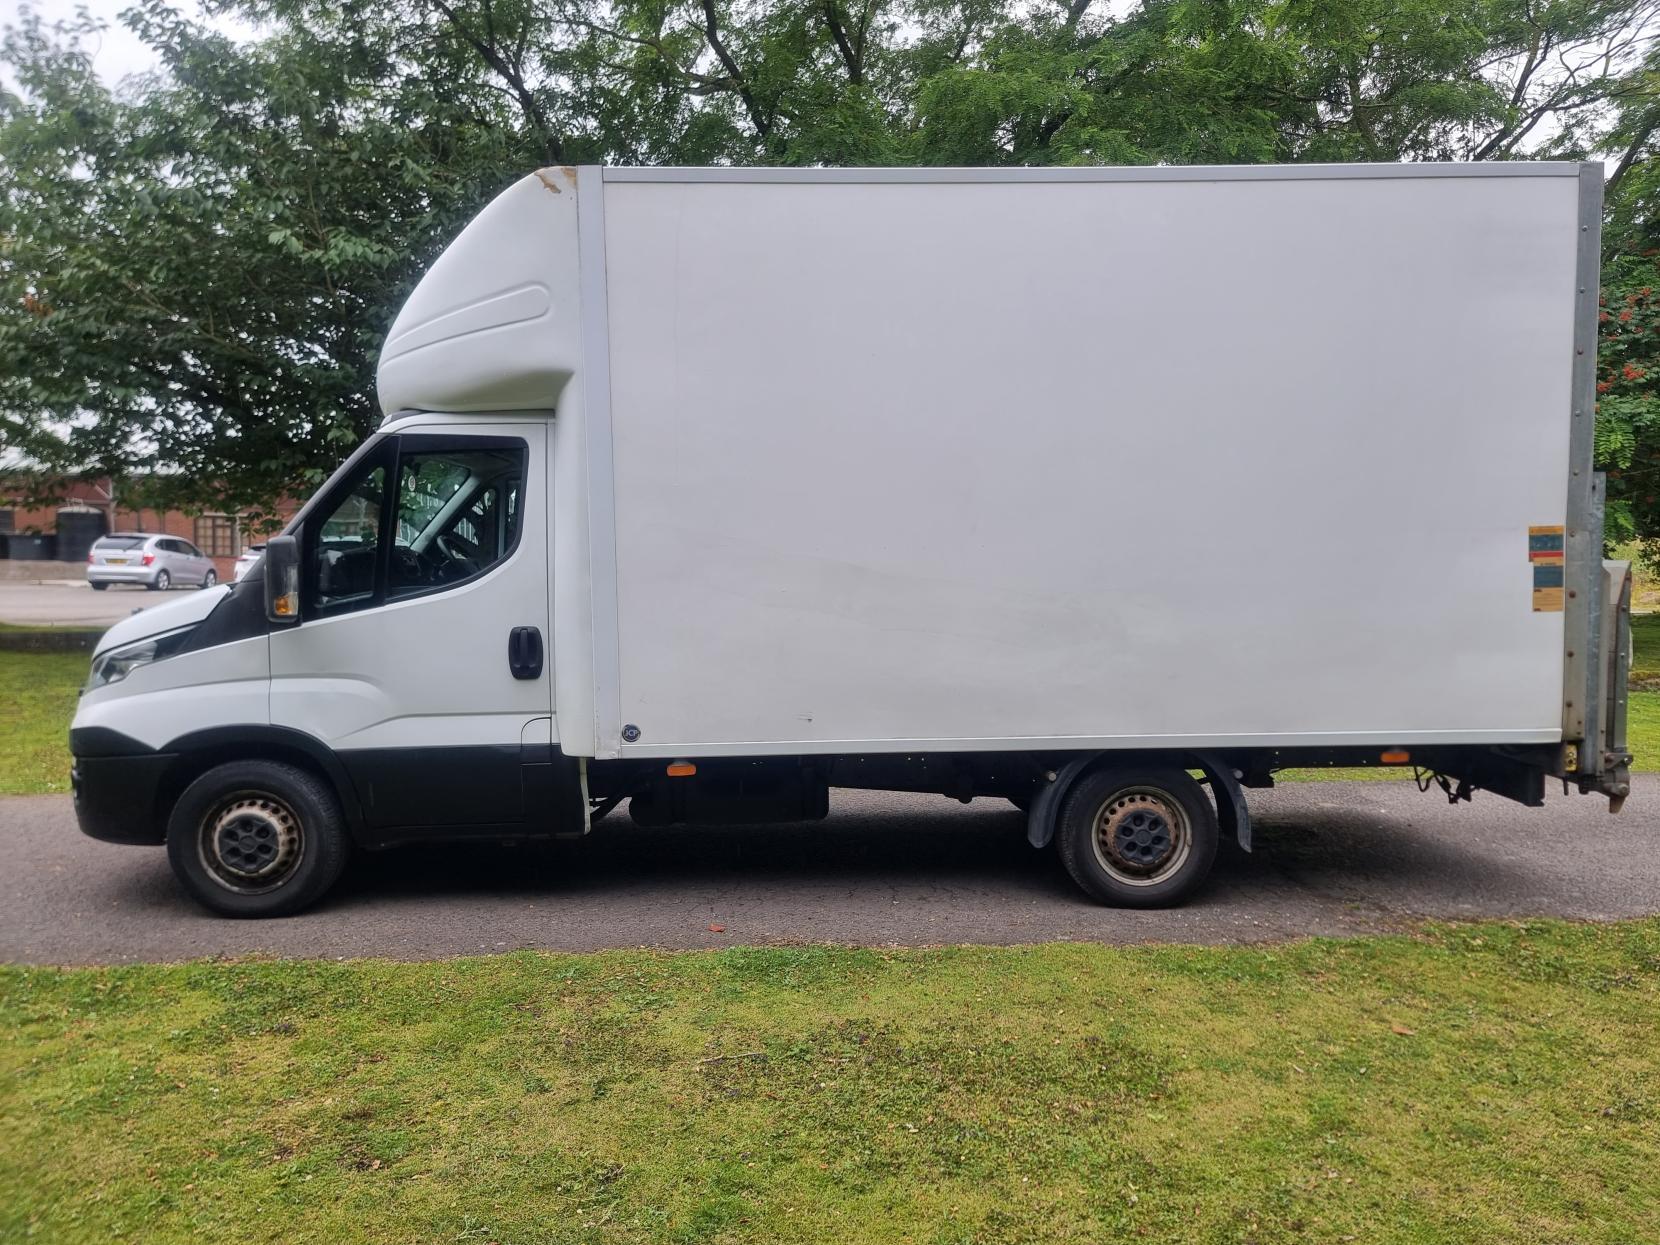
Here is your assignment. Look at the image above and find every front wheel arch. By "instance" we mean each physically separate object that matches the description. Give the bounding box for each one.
[157,727,367,844]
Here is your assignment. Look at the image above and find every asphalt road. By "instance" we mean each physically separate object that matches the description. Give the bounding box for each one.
[0,579,196,627]
[3,778,1657,964]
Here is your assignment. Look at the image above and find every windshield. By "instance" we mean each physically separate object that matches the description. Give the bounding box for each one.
[94,537,148,551]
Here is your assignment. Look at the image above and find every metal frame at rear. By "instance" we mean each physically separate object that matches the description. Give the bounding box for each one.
[1562,165,1605,772]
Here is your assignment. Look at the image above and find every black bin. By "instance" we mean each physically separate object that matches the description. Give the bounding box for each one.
[5,533,57,561]
[55,508,108,564]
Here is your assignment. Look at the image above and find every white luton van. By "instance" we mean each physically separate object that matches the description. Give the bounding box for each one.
[70,163,1633,916]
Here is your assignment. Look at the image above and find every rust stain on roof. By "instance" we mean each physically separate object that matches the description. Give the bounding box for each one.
[534,166,579,194]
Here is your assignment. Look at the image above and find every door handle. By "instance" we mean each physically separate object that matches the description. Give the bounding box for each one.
[508,626,543,680]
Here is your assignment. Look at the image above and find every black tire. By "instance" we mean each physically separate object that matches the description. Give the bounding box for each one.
[150,569,171,591]
[1054,767,1218,908]
[90,582,109,591]
[166,760,350,917]
[201,569,217,589]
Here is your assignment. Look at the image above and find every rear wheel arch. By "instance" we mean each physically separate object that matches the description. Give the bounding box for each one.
[1025,749,1247,853]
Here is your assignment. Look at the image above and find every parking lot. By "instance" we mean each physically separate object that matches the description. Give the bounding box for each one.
[0,575,211,628]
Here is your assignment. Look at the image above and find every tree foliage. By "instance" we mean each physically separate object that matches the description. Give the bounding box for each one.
[0,0,1656,523]
[1588,38,1660,549]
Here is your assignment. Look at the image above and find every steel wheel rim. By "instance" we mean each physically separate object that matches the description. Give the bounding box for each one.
[198,792,305,894]
[1090,786,1191,887]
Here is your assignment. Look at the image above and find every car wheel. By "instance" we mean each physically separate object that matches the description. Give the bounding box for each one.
[150,569,171,591]
[1054,766,1218,908]
[90,582,109,591]
[166,760,351,917]
[201,569,217,589]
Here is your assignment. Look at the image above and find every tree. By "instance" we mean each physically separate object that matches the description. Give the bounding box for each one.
[1,0,1655,523]
[0,1,531,515]
[1587,40,1660,553]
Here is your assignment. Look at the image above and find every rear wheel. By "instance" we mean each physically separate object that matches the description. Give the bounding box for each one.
[90,582,108,591]
[201,569,217,589]
[150,569,171,591]
[166,760,350,917]
[1055,767,1218,908]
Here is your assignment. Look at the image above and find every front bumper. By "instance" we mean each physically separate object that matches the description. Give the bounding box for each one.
[70,742,173,845]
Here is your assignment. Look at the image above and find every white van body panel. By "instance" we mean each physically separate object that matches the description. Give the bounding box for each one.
[76,635,270,751]
[593,168,1577,755]
[549,375,597,756]
[376,169,583,417]
[269,417,553,753]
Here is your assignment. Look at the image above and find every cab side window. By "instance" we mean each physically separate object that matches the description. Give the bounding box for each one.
[309,463,387,613]
[300,435,526,617]
[388,444,525,599]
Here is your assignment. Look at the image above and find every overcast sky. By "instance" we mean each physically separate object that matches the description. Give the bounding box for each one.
[2,0,255,91]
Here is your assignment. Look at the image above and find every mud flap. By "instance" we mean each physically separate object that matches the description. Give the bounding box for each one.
[1193,751,1251,853]
[1025,755,1096,850]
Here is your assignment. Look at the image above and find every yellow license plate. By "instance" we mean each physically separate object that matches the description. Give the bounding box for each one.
[106,558,128,564]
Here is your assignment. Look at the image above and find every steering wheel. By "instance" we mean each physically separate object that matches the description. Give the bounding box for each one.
[432,533,480,581]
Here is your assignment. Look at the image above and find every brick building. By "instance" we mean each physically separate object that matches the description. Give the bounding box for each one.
[0,477,300,580]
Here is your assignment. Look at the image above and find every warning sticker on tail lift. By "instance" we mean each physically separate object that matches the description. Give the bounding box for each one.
[1529,525,1564,612]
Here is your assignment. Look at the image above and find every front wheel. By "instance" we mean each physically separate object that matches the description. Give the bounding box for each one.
[166,760,350,917]
[1054,767,1218,908]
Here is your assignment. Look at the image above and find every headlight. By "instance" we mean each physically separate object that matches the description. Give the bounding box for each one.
[84,626,198,692]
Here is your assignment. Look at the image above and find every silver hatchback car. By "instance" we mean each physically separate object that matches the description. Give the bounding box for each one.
[87,533,219,591]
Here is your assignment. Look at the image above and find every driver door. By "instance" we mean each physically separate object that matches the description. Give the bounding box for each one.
[270,423,556,834]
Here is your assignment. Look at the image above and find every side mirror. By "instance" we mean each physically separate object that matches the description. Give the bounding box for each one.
[264,534,302,625]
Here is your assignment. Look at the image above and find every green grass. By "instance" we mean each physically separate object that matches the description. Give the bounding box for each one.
[0,650,85,795]
[2,921,1658,1243]
[1631,613,1660,685]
